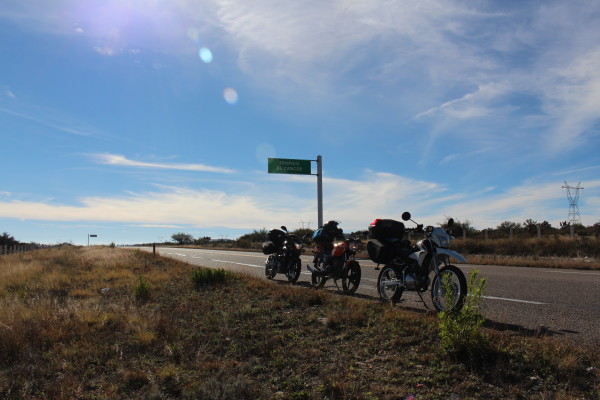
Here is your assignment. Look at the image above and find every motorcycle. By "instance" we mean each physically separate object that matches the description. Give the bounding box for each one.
[306,236,362,294]
[367,212,468,312]
[262,226,303,283]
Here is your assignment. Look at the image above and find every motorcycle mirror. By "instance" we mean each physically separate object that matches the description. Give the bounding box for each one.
[401,212,411,221]
[447,218,454,227]
[281,226,288,232]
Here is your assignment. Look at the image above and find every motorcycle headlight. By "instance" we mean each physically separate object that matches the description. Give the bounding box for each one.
[349,242,359,252]
[295,242,303,250]
[436,234,450,247]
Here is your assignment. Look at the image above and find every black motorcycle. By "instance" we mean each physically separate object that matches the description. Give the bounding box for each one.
[368,212,468,312]
[262,226,303,283]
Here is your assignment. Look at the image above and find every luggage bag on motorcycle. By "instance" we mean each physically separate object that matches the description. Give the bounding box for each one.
[368,219,405,241]
[262,241,277,255]
[266,229,286,246]
[367,239,395,264]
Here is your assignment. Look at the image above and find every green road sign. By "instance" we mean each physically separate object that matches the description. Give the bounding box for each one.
[268,158,312,175]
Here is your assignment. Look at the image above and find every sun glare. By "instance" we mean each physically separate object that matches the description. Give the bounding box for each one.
[224,88,238,105]
[199,47,213,63]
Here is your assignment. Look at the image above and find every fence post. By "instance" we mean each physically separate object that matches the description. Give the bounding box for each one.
[537,224,541,239]
[510,228,513,240]
[463,230,466,241]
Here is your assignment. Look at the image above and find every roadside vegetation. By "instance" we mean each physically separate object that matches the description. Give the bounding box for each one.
[1,247,598,399]
[155,225,600,270]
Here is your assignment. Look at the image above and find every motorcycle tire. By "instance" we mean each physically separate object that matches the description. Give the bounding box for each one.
[342,261,361,295]
[286,257,301,283]
[310,258,327,288]
[377,265,403,302]
[265,255,277,280]
[431,265,467,313]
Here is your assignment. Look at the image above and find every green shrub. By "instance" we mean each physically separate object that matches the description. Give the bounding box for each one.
[134,275,150,301]
[438,270,488,357]
[191,268,228,290]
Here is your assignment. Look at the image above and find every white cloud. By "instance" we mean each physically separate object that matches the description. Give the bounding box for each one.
[92,153,236,174]
[0,96,102,137]
[538,47,600,152]
[439,147,491,165]
[94,45,117,56]
[2,170,597,232]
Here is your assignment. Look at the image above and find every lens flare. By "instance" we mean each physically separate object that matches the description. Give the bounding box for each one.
[224,88,238,105]
[199,47,213,63]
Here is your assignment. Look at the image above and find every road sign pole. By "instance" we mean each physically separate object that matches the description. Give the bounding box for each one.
[317,155,323,228]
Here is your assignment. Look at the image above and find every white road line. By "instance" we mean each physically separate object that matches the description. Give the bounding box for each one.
[182,252,550,305]
[546,270,600,276]
[483,295,546,305]
[212,259,262,268]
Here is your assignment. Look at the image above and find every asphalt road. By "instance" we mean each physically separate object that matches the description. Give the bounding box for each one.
[140,247,600,348]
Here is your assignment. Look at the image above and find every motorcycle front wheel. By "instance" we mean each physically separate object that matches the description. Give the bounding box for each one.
[265,255,277,280]
[431,265,467,312]
[342,261,361,295]
[286,257,301,283]
[377,265,403,302]
[310,259,326,288]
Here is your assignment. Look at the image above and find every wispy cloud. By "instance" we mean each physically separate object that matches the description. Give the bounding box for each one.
[555,165,600,176]
[439,147,492,165]
[2,87,16,99]
[92,153,236,174]
[2,171,597,232]
[0,90,103,137]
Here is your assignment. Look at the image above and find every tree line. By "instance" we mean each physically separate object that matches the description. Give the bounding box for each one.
[170,218,600,248]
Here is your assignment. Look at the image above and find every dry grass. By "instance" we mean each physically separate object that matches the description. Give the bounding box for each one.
[0,247,598,399]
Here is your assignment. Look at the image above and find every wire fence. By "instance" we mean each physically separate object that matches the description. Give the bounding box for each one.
[0,244,42,255]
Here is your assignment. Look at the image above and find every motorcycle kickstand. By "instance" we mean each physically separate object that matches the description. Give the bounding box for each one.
[416,290,433,311]
[333,279,341,291]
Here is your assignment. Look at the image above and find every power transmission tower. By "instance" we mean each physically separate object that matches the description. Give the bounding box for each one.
[299,220,312,230]
[562,181,584,225]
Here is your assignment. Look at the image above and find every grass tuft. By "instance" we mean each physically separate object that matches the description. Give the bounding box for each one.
[191,267,229,289]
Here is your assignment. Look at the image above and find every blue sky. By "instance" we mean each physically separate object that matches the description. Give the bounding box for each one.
[1,0,599,245]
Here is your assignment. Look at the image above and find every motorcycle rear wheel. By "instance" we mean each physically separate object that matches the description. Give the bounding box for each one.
[377,265,403,302]
[265,255,277,280]
[342,261,361,294]
[431,265,467,312]
[286,257,301,283]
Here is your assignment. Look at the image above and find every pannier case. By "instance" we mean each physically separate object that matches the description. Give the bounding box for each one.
[368,219,405,241]
[367,239,395,264]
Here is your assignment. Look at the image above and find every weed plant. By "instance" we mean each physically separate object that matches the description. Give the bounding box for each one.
[438,270,488,360]
[134,275,150,301]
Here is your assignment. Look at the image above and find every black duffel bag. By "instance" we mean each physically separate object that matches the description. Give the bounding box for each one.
[262,241,277,255]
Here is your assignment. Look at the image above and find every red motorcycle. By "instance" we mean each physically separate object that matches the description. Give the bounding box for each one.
[307,237,362,294]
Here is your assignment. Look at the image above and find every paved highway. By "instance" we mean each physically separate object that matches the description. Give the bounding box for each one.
[140,247,600,347]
